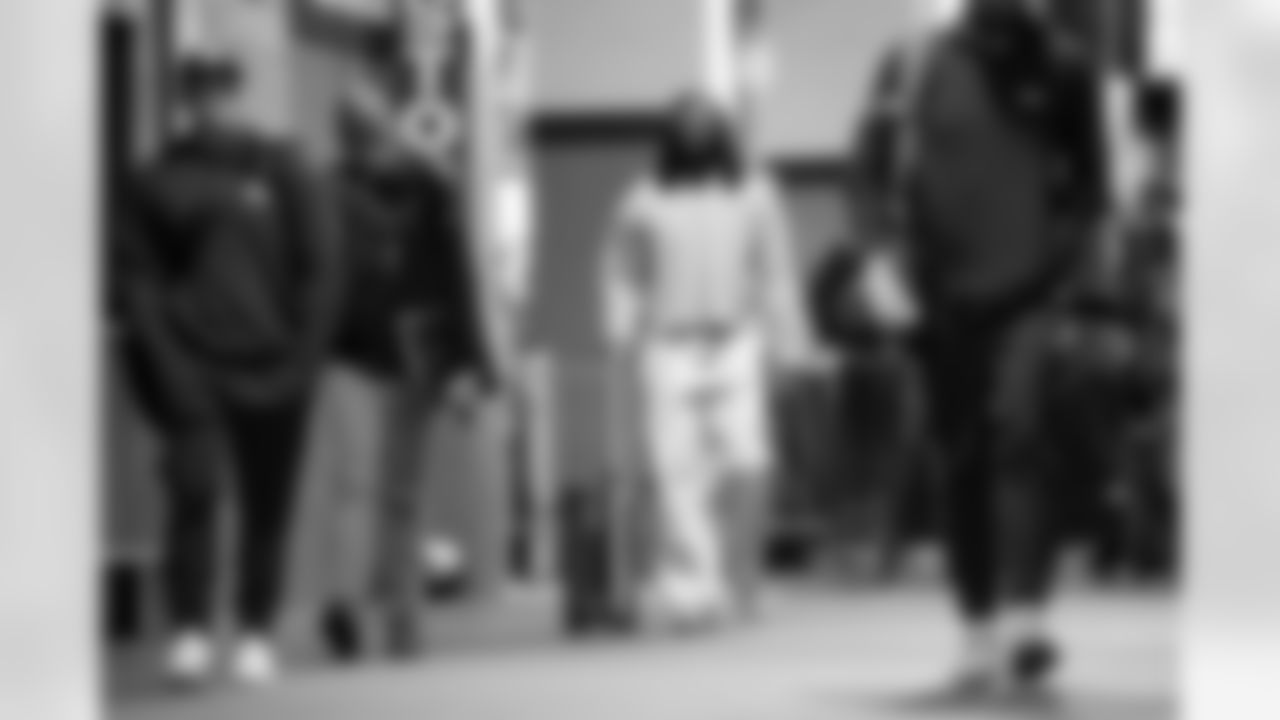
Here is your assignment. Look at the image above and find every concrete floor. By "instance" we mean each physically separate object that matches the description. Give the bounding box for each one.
[106,583,1174,720]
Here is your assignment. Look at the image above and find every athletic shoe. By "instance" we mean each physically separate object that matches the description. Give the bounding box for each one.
[228,636,279,687]
[321,602,365,662]
[163,631,215,688]
[1009,635,1061,691]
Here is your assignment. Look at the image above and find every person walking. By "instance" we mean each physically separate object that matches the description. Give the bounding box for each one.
[313,23,492,662]
[111,52,343,686]
[600,93,818,630]
[846,0,1111,695]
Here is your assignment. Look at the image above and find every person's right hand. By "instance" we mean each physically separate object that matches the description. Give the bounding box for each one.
[860,249,921,333]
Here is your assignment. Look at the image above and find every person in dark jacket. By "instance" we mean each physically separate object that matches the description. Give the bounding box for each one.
[847,0,1110,695]
[313,24,492,662]
[112,53,342,686]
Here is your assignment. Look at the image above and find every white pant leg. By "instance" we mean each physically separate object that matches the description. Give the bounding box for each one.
[706,329,773,481]
[641,340,730,619]
[703,330,774,613]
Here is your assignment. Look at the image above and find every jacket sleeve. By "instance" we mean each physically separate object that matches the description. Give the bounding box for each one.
[752,175,819,369]
[235,150,346,404]
[1055,58,1110,222]
[1052,59,1122,312]
[599,181,652,348]
[437,180,498,383]
[286,156,346,386]
[845,41,927,330]
[113,168,219,424]
[847,43,911,252]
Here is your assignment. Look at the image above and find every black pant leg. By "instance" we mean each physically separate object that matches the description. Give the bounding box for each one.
[918,321,1004,624]
[996,426,1065,607]
[224,394,314,633]
[159,427,224,630]
[993,316,1074,608]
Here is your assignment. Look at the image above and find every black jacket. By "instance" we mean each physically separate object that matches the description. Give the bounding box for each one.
[113,128,342,420]
[332,159,489,382]
[850,21,1108,321]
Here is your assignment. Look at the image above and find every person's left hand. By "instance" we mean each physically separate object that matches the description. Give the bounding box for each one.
[860,249,920,333]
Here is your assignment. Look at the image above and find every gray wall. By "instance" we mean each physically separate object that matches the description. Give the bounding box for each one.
[527,129,655,480]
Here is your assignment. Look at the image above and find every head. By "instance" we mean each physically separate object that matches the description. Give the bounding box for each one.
[173,56,244,136]
[656,92,744,185]
[961,0,1051,74]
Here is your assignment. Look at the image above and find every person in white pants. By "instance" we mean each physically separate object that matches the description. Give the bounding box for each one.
[601,93,819,629]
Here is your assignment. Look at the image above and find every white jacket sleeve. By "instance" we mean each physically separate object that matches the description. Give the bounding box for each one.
[600,182,651,348]
[752,175,818,369]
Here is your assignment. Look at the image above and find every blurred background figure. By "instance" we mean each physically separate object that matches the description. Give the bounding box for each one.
[312,13,492,663]
[599,92,818,630]
[845,0,1110,696]
[110,50,342,686]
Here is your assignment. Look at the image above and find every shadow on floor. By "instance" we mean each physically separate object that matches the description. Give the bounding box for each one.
[820,687,1174,720]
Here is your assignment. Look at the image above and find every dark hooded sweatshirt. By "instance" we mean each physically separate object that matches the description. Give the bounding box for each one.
[850,14,1108,322]
[113,128,343,425]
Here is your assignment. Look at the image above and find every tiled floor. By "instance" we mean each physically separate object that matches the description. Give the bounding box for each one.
[107,584,1174,720]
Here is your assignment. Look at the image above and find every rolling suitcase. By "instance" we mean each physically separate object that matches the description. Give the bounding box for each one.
[558,354,653,635]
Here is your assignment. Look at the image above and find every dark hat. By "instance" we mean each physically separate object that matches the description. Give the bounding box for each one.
[173,54,242,101]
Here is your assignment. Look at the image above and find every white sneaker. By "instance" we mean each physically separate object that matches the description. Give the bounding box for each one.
[164,632,215,686]
[228,637,280,687]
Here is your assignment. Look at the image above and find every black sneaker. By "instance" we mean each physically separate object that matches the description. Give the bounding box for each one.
[1010,636,1060,690]
[321,603,363,663]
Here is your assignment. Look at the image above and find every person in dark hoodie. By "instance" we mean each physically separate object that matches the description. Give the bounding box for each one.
[111,52,342,686]
[846,0,1110,696]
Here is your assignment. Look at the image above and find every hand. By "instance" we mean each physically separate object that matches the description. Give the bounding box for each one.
[861,250,921,332]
